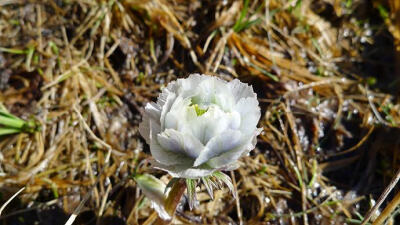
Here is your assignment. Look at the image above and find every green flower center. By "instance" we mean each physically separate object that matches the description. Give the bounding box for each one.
[193,104,208,116]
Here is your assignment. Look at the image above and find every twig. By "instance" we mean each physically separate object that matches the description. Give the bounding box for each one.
[360,167,400,225]
[0,187,25,216]
[231,170,243,225]
[372,189,400,225]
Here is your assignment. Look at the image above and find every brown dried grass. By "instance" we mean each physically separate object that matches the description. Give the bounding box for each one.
[0,0,399,224]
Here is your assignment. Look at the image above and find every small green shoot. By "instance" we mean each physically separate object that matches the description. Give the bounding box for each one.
[0,47,27,54]
[136,72,145,83]
[308,159,318,187]
[0,45,37,71]
[233,0,262,32]
[149,37,157,63]
[311,38,324,57]
[366,76,377,86]
[247,61,279,81]
[345,0,353,9]
[288,0,303,19]
[381,103,396,126]
[377,4,389,20]
[25,45,35,71]
[9,19,20,26]
[48,41,59,55]
[0,105,39,136]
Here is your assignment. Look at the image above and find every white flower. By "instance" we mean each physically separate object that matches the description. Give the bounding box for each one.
[139,74,261,179]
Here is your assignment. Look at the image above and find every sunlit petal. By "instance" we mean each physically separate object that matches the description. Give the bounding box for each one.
[157,129,204,159]
[194,130,242,167]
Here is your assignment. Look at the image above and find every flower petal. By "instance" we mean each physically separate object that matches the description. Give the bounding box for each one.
[228,79,257,102]
[158,89,177,131]
[139,113,151,144]
[184,106,240,145]
[149,120,191,166]
[200,108,241,143]
[213,92,235,112]
[193,130,242,167]
[152,160,217,179]
[207,129,262,168]
[164,96,192,130]
[190,76,229,107]
[145,102,161,122]
[175,74,206,98]
[157,129,204,159]
[139,102,163,144]
[235,97,261,136]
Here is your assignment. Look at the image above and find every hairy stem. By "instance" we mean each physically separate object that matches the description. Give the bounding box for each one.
[154,178,186,225]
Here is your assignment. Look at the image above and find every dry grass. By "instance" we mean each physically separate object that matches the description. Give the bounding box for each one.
[0,0,400,224]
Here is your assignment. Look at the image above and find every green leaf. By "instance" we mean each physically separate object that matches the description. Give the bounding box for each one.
[48,41,59,55]
[25,45,35,70]
[0,128,21,136]
[134,174,166,205]
[213,171,236,197]
[185,178,197,210]
[0,47,27,54]
[0,113,25,129]
[201,177,214,200]
[377,4,389,19]
[246,61,279,81]
[0,103,8,112]
[311,38,324,57]
[235,18,262,33]
[233,0,249,32]
[0,107,39,135]
[0,109,20,119]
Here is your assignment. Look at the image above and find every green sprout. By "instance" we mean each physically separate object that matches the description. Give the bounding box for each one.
[381,103,396,126]
[233,0,262,33]
[377,4,389,20]
[0,104,39,136]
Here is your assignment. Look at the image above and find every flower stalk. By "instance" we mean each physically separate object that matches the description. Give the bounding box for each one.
[154,178,187,225]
